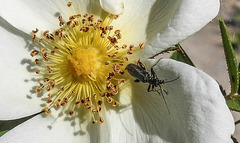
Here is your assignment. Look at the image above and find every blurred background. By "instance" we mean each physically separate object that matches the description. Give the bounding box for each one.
[180,0,240,141]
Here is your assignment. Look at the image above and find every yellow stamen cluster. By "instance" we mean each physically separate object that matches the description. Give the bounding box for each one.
[30,2,144,124]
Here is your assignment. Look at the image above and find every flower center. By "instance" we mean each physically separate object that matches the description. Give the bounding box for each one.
[30,2,144,124]
[68,47,98,77]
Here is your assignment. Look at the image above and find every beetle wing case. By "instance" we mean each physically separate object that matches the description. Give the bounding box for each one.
[126,64,148,83]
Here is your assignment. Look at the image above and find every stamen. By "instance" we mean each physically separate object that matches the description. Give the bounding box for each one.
[67,2,72,7]
[30,50,39,57]
[30,4,144,124]
[32,28,39,34]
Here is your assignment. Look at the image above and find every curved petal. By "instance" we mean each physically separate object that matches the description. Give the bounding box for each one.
[111,0,219,58]
[0,113,79,143]
[141,0,220,58]
[0,0,105,34]
[0,106,113,143]
[0,58,234,143]
[115,59,234,143]
[99,0,124,15]
[0,19,43,120]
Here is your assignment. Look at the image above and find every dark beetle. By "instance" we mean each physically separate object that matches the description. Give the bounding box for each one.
[126,59,179,113]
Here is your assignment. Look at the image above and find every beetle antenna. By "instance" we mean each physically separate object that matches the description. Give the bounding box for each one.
[152,58,162,68]
[156,87,170,114]
[164,76,180,84]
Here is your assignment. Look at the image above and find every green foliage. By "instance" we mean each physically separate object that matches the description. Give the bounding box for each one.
[170,44,195,67]
[0,130,8,137]
[149,46,178,58]
[0,112,41,138]
[226,96,240,112]
[219,17,239,95]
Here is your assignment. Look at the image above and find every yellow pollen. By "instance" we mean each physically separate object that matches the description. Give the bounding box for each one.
[68,47,98,77]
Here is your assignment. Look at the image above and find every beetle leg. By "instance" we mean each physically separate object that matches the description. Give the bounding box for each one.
[163,89,168,95]
[134,79,141,82]
[138,61,146,70]
[147,84,151,92]
[151,67,158,79]
[157,85,170,114]
[152,58,162,68]
[164,76,180,84]
[150,58,162,79]
[148,84,155,92]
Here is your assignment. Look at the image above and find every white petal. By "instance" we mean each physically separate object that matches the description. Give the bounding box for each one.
[0,19,43,120]
[141,0,220,58]
[99,0,124,15]
[0,113,78,143]
[111,0,219,58]
[0,107,113,143]
[113,59,234,143]
[0,0,104,34]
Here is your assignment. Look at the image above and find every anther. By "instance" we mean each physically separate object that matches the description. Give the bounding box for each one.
[139,42,144,49]
[129,45,134,51]
[107,98,113,103]
[67,2,72,7]
[69,110,74,116]
[118,70,124,75]
[119,79,125,84]
[109,14,118,19]
[123,57,128,61]
[31,34,36,41]
[72,90,76,94]
[38,38,43,43]
[34,59,39,64]
[46,99,52,103]
[51,50,55,55]
[86,97,90,101]
[92,108,97,113]
[32,28,39,34]
[81,99,85,104]
[59,86,65,91]
[36,87,41,93]
[112,101,117,107]
[47,66,53,73]
[36,70,40,74]
[39,83,44,88]
[43,77,50,82]
[99,117,104,124]
[92,120,97,124]
[105,61,110,65]
[43,30,49,37]
[46,85,51,91]
[50,79,55,88]
[75,100,81,105]
[111,85,118,95]
[122,44,127,49]
[30,50,39,57]
[98,100,102,106]
[127,51,133,55]
[44,107,50,115]
[114,30,120,34]
[83,13,88,18]
[47,94,52,97]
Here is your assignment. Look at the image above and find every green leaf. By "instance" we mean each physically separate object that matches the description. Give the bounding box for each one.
[149,46,178,58]
[0,130,8,137]
[170,44,195,67]
[0,111,43,138]
[219,17,239,95]
[232,135,239,143]
[226,96,240,112]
